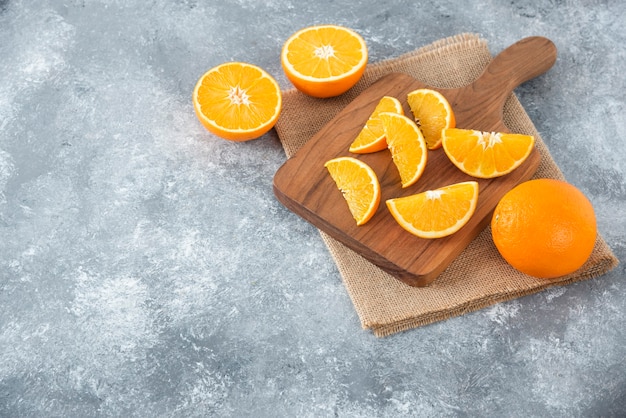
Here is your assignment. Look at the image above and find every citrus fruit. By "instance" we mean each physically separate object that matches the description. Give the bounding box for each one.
[379,112,428,188]
[406,88,455,149]
[386,181,479,239]
[491,178,597,279]
[324,157,381,226]
[349,96,404,154]
[281,24,368,98]
[442,128,535,178]
[193,62,282,141]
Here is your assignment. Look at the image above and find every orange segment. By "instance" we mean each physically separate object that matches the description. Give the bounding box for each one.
[442,128,535,178]
[324,157,381,226]
[193,62,282,141]
[379,112,428,188]
[406,89,455,149]
[349,96,404,154]
[281,25,368,98]
[386,181,479,239]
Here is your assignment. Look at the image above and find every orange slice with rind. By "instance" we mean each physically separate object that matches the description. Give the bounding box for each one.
[281,25,368,98]
[386,181,479,239]
[442,128,535,178]
[349,96,404,154]
[379,112,428,188]
[407,88,455,149]
[193,62,282,141]
[324,157,381,226]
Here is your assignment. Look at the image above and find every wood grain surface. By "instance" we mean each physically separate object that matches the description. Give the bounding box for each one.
[273,37,557,286]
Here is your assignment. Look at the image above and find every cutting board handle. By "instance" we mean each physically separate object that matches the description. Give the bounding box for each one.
[462,36,557,131]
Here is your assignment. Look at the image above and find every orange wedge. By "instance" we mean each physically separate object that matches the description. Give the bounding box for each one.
[281,25,368,98]
[193,62,282,141]
[379,112,428,188]
[386,181,479,239]
[349,96,404,154]
[442,128,535,178]
[324,157,380,226]
[406,88,455,149]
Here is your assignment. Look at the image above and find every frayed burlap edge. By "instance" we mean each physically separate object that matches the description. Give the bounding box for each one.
[321,231,618,337]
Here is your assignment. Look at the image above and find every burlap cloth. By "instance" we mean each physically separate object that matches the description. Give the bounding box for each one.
[273,33,619,337]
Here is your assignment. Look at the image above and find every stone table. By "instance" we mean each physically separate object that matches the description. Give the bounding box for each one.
[1,1,624,416]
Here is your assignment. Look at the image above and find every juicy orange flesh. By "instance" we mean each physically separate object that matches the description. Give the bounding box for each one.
[387,182,478,238]
[325,158,380,225]
[196,64,280,131]
[285,27,365,79]
[443,129,534,178]
[380,112,427,188]
[407,90,453,148]
[349,96,403,153]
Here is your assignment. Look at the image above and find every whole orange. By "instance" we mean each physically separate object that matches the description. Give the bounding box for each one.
[491,178,597,279]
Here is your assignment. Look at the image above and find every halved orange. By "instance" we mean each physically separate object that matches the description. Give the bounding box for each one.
[442,128,535,178]
[379,112,428,188]
[324,157,380,226]
[349,96,404,154]
[281,25,368,98]
[386,181,479,239]
[406,88,455,149]
[193,62,282,141]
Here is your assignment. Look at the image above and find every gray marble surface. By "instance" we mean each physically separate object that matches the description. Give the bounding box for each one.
[1,0,625,416]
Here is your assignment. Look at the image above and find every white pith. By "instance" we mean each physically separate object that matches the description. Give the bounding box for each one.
[425,190,443,200]
[314,45,335,59]
[477,131,503,149]
[228,86,251,106]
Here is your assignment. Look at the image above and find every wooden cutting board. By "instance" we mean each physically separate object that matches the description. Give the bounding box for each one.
[273,37,557,287]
